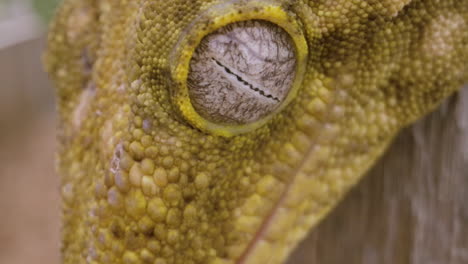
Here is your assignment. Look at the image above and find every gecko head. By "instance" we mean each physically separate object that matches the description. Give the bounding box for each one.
[46,0,468,264]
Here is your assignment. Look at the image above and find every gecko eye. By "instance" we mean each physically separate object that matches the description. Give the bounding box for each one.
[187,20,297,125]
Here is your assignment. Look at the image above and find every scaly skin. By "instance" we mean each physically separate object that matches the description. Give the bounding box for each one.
[45,0,468,263]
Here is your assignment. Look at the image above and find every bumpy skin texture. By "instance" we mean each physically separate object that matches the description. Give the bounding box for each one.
[45,0,468,264]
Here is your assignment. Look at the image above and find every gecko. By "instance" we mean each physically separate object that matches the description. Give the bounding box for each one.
[44,0,468,263]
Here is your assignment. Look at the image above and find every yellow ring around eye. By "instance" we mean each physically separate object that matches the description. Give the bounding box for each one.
[171,1,308,137]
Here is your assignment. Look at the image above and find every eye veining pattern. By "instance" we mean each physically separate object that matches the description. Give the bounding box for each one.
[188,20,297,125]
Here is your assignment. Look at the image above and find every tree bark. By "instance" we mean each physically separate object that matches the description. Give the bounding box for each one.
[288,87,468,264]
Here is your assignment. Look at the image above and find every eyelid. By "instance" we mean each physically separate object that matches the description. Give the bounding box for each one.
[169,2,308,137]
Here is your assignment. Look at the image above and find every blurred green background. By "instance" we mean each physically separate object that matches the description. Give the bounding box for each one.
[33,0,61,21]
[0,0,60,21]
